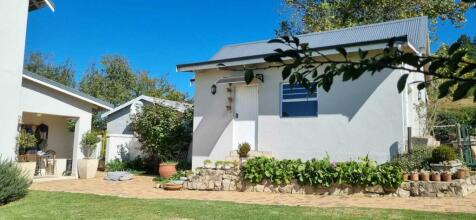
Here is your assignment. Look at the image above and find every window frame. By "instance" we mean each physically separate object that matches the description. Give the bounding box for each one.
[279,83,318,118]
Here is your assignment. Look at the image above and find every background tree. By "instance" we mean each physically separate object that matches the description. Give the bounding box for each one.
[24,52,76,87]
[278,0,471,35]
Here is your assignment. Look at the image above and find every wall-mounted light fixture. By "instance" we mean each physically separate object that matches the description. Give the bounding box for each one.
[211,84,217,95]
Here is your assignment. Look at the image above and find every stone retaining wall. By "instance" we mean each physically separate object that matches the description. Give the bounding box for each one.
[184,168,476,197]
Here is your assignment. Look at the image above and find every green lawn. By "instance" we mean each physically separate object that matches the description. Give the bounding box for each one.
[0,191,475,220]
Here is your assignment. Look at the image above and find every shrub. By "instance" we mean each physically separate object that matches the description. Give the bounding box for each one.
[390,146,432,172]
[237,142,251,158]
[106,159,126,171]
[176,160,191,171]
[431,145,457,163]
[242,156,403,189]
[131,104,192,162]
[0,158,31,205]
[434,107,476,142]
[16,129,37,154]
[80,131,100,158]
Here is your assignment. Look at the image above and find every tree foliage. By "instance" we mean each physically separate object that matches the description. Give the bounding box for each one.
[237,36,476,102]
[279,0,472,35]
[130,104,192,162]
[24,52,76,87]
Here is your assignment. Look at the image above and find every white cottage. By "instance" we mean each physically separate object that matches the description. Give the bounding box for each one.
[177,17,429,169]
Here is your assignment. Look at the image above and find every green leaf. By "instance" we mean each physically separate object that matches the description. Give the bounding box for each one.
[336,47,347,59]
[397,74,409,93]
[292,36,300,46]
[268,39,284,44]
[264,54,283,63]
[282,65,293,80]
[459,63,476,76]
[452,81,474,101]
[437,80,457,99]
[244,69,254,84]
[274,48,284,53]
[402,53,419,68]
[283,50,300,59]
[289,74,296,84]
[416,82,426,90]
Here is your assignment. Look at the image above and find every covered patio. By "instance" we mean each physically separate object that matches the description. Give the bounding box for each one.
[17,71,113,180]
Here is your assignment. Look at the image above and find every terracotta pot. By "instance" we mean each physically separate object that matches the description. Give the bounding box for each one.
[78,159,99,179]
[403,173,409,181]
[441,172,452,182]
[420,172,430,181]
[410,172,419,181]
[431,173,441,182]
[159,163,177,178]
[456,168,467,179]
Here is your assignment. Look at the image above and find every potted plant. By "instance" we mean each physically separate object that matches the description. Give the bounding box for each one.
[159,161,178,178]
[456,166,468,179]
[431,171,441,181]
[16,129,37,180]
[409,170,419,181]
[419,170,430,181]
[223,161,233,170]
[215,161,224,170]
[203,160,213,169]
[441,171,452,182]
[403,172,409,181]
[78,131,100,179]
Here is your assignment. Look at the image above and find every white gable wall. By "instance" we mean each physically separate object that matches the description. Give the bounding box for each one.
[192,54,415,168]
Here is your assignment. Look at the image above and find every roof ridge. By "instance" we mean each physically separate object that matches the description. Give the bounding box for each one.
[219,16,428,49]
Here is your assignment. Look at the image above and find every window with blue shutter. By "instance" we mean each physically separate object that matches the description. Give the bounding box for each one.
[281,84,318,117]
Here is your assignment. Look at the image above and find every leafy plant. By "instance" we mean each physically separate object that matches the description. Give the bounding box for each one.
[215,161,224,166]
[0,158,31,205]
[390,146,433,172]
[80,131,100,158]
[16,129,37,154]
[106,159,126,171]
[431,145,458,163]
[66,119,77,132]
[237,142,251,158]
[130,104,192,162]
[242,156,403,189]
[203,160,212,165]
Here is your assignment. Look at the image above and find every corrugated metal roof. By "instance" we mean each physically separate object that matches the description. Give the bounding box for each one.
[177,16,428,71]
[23,70,114,109]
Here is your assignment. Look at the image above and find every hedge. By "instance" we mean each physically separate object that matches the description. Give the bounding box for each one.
[242,156,403,189]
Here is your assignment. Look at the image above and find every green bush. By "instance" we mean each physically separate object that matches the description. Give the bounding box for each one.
[431,145,457,163]
[242,156,403,189]
[390,146,432,172]
[434,107,476,142]
[16,129,37,154]
[237,143,251,158]
[0,158,31,205]
[106,159,126,171]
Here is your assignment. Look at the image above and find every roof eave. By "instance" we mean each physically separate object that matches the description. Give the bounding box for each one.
[29,0,55,12]
[177,36,410,72]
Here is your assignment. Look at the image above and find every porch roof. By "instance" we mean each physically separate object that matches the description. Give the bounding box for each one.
[23,71,114,110]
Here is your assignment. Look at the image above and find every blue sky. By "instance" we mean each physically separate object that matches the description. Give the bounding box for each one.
[25,1,476,97]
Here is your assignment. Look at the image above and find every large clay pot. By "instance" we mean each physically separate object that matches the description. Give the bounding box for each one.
[17,161,37,180]
[78,159,99,179]
[403,173,409,181]
[441,172,452,182]
[456,168,467,179]
[159,163,177,178]
[431,173,441,182]
[420,172,430,181]
[410,172,419,181]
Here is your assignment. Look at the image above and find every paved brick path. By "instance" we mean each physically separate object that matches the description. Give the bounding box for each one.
[31,172,476,213]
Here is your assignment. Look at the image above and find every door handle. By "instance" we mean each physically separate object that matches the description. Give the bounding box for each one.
[235,113,239,118]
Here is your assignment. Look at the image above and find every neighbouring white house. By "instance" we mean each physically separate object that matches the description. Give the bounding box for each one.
[177,17,429,169]
[101,95,191,163]
[0,0,114,179]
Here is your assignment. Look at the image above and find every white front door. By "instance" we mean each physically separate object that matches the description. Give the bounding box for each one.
[233,85,258,150]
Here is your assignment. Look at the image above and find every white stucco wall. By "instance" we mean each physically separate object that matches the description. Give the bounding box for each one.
[20,78,94,175]
[192,53,417,168]
[0,0,30,160]
[104,134,142,163]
